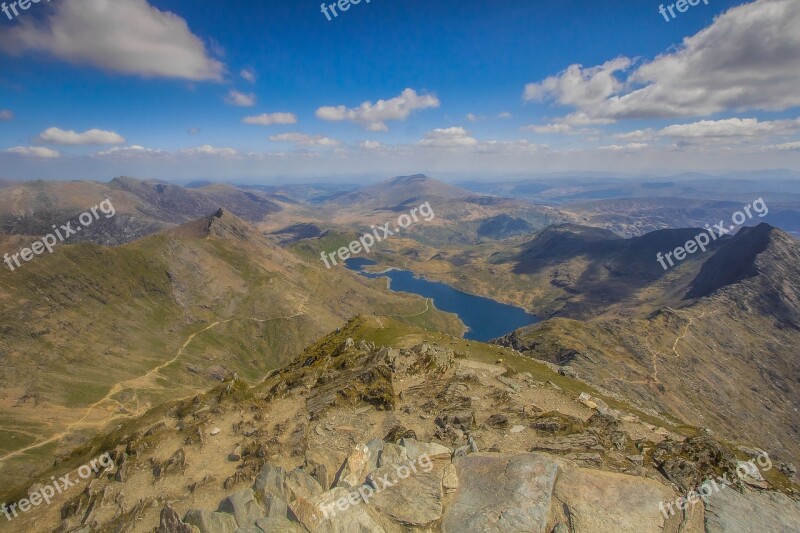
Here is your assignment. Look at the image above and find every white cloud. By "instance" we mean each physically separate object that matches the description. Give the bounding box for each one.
[3,146,61,158]
[359,140,384,150]
[188,127,201,135]
[466,113,478,122]
[768,141,800,151]
[610,117,800,146]
[269,133,340,147]
[240,68,256,83]
[178,145,239,156]
[658,117,800,139]
[0,110,13,121]
[524,57,632,108]
[225,90,256,107]
[523,0,800,121]
[498,112,512,119]
[37,127,125,145]
[242,112,298,125]
[95,145,165,157]
[0,0,223,81]
[418,127,478,147]
[316,88,440,131]
[522,123,574,134]
[599,143,649,152]
[612,129,655,142]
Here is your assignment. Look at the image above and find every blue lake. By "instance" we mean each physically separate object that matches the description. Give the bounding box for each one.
[345,257,539,342]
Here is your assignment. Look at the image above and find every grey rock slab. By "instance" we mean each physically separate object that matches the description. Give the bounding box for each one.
[705,487,800,533]
[378,443,408,467]
[398,438,452,460]
[218,489,266,527]
[254,517,302,532]
[183,510,238,533]
[297,487,389,533]
[553,464,675,533]
[366,438,384,472]
[365,457,446,527]
[254,464,287,500]
[286,468,324,501]
[262,493,288,519]
[442,453,558,533]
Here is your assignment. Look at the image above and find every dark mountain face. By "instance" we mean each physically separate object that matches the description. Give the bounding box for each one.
[512,223,718,279]
[687,223,778,299]
[477,215,534,239]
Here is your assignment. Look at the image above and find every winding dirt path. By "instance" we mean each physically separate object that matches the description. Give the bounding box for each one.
[0,309,306,464]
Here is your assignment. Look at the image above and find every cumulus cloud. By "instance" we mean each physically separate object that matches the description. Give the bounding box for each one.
[658,117,800,139]
[599,143,649,152]
[95,145,165,157]
[522,123,574,134]
[225,90,256,107]
[3,146,61,158]
[269,133,340,147]
[612,117,800,146]
[524,57,632,108]
[178,145,239,156]
[0,0,224,81]
[359,140,384,150]
[240,68,256,83]
[316,88,440,131]
[466,113,478,122]
[0,110,13,121]
[37,127,125,145]
[418,127,478,147]
[243,113,298,125]
[523,0,800,121]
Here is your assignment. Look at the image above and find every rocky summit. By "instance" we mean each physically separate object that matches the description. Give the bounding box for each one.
[8,316,798,532]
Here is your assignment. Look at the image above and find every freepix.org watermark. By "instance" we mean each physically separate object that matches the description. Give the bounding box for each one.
[1,451,113,522]
[656,197,768,271]
[658,451,772,519]
[2,0,52,22]
[320,0,372,22]
[319,453,434,520]
[320,201,434,269]
[3,198,116,272]
[658,0,709,22]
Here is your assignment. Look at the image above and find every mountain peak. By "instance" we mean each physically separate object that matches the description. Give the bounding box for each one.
[686,223,798,299]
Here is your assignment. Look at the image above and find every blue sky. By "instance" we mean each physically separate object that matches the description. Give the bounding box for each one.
[1,0,799,181]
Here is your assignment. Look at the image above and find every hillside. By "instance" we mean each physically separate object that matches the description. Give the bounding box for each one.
[494,224,800,466]
[0,210,462,489]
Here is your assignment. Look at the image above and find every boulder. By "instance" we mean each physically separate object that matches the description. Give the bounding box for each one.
[183,510,238,533]
[298,487,388,533]
[286,468,324,501]
[254,464,287,500]
[705,487,800,533]
[553,464,675,533]
[218,489,265,528]
[365,457,446,527]
[398,438,452,460]
[156,504,195,533]
[254,517,302,532]
[335,444,372,489]
[378,443,408,467]
[262,493,288,519]
[442,453,558,533]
